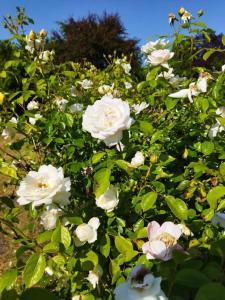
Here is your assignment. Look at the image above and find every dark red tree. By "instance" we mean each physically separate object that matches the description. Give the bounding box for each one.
[49,13,140,69]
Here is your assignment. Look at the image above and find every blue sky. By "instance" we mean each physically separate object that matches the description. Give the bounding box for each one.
[0,0,225,45]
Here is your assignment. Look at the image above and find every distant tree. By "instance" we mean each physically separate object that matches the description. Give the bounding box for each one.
[48,13,141,70]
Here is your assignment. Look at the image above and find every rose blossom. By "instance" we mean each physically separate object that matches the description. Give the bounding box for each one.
[147,49,174,67]
[29,113,42,125]
[209,106,225,138]
[75,217,100,245]
[132,102,149,114]
[96,185,119,212]
[142,221,182,261]
[86,265,103,289]
[82,95,132,147]
[70,103,83,113]
[17,165,71,207]
[141,39,169,55]
[40,207,62,230]
[130,151,145,168]
[27,100,39,111]
[78,79,93,89]
[114,264,168,300]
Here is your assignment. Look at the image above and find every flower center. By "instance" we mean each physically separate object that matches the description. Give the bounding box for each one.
[38,182,49,189]
[157,232,176,247]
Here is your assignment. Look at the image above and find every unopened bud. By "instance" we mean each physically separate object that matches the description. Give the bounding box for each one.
[150,154,158,164]
[178,7,185,16]
[39,29,47,38]
[198,9,204,17]
[0,92,5,105]
[168,13,176,25]
[28,30,36,41]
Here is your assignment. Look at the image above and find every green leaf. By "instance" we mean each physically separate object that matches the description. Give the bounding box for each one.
[201,141,214,155]
[23,254,46,288]
[100,234,111,258]
[165,98,178,110]
[114,236,138,262]
[92,152,106,164]
[141,191,158,212]
[146,67,161,81]
[165,195,188,221]
[0,163,17,179]
[20,288,59,300]
[0,269,17,294]
[110,259,120,284]
[175,268,210,288]
[139,121,154,136]
[93,167,111,198]
[63,113,73,127]
[222,35,225,46]
[195,283,225,300]
[203,49,215,61]
[207,186,225,209]
[51,225,71,250]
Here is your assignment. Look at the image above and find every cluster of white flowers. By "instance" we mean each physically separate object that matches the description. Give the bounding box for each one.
[25,29,47,54]
[142,39,174,67]
[115,58,131,75]
[82,94,132,147]
[169,72,211,103]
[39,50,55,62]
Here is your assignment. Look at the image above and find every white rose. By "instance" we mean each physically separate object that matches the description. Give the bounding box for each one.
[78,79,93,89]
[75,217,100,245]
[29,113,42,125]
[55,98,68,111]
[141,39,169,55]
[70,103,83,113]
[27,100,39,110]
[114,265,168,300]
[86,265,103,289]
[82,95,132,147]
[96,186,119,212]
[147,49,174,66]
[222,65,225,72]
[98,84,114,95]
[45,266,54,276]
[124,82,132,89]
[122,63,131,75]
[17,165,71,207]
[39,50,54,62]
[158,67,174,80]
[209,106,225,138]
[130,151,145,168]
[9,117,18,124]
[40,208,62,230]
[132,102,149,114]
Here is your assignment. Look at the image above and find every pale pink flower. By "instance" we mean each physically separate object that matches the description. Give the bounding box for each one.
[142,221,182,261]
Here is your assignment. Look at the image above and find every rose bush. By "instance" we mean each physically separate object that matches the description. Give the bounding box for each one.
[1,7,225,300]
